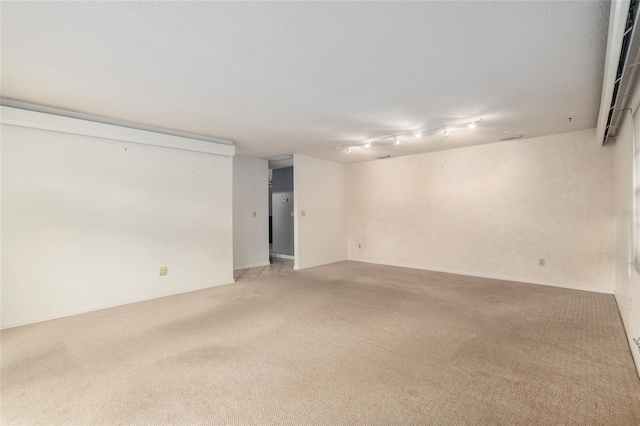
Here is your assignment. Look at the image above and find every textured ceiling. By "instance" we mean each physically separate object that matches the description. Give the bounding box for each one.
[0,1,610,163]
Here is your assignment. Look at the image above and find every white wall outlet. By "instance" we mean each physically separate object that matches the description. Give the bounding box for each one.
[301,211,306,217]
[253,211,256,217]
[159,266,167,276]
[539,258,545,267]
[358,243,361,249]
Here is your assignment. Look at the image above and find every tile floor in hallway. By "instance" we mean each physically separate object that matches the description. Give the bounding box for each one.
[233,259,294,281]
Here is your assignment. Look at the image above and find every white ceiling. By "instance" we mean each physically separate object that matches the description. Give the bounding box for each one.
[1,1,609,163]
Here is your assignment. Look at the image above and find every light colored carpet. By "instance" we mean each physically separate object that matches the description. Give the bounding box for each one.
[2,261,639,425]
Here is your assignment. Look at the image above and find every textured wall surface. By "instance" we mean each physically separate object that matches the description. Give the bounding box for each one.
[348,129,614,291]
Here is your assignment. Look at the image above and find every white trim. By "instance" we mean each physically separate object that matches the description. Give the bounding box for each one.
[348,258,615,295]
[614,291,640,379]
[0,278,235,330]
[234,261,270,270]
[271,253,295,260]
[0,106,235,157]
[294,259,348,271]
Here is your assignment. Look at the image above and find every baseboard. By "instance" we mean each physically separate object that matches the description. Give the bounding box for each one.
[271,253,294,260]
[614,291,640,379]
[295,258,348,271]
[0,277,235,330]
[347,258,614,295]
[234,261,270,270]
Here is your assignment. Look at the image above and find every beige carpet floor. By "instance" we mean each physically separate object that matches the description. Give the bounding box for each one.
[2,261,639,425]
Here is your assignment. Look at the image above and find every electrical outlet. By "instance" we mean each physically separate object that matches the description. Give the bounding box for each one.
[159,266,167,276]
[358,243,361,249]
[253,211,256,217]
[539,258,545,267]
[301,211,306,217]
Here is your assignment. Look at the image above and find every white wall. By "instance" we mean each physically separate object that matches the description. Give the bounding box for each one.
[233,155,269,269]
[348,129,615,293]
[612,77,640,376]
[294,155,348,270]
[1,108,235,329]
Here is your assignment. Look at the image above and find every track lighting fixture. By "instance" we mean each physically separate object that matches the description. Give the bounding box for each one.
[338,118,480,154]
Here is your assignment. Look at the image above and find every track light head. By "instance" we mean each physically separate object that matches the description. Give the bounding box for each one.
[394,137,400,145]
[443,128,449,136]
[364,142,371,149]
[469,121,476,129]
[415,131,422,138]
[346,148,351,153]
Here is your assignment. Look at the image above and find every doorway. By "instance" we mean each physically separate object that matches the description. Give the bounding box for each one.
[268,156,294,263]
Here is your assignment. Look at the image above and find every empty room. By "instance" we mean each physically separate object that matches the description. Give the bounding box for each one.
[1,1,640,425]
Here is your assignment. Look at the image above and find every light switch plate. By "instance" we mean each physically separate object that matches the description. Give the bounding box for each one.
[159,266,167,276]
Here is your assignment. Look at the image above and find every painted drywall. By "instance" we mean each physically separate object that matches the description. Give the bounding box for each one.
[272,167,294,257]
[233,155,269,269]
[348,129,614,293]
[294,155,348,270]
[612,76,640,376]
[1,115,234,329]
[0,120,3,324]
